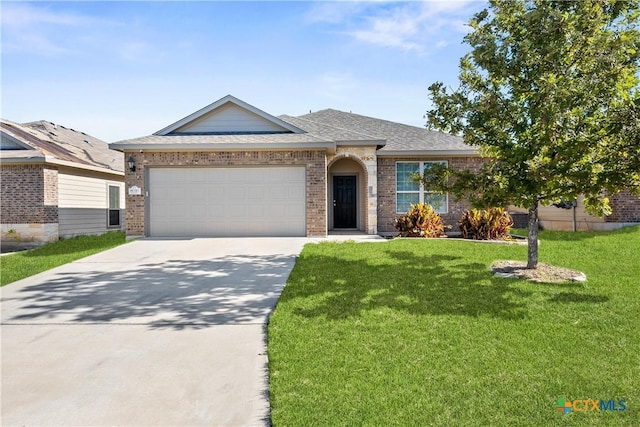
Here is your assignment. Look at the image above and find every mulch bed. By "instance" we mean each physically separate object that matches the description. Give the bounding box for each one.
[491,260,587,283]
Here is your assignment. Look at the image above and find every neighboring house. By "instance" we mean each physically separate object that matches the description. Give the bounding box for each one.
[510,192,640,231]
[109,95,639,238]
[1,119,125,247]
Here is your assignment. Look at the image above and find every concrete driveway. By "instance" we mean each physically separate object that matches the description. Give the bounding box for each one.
[1,237,309,426]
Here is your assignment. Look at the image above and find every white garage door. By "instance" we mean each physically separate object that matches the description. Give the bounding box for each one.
[148,167,306,237]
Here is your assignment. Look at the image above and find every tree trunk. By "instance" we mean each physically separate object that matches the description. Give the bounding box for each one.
[527,201,539,269]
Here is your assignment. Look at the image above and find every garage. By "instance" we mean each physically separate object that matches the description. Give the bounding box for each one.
[148,167,306,237]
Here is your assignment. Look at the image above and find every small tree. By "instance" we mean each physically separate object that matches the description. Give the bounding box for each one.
[423,0,639,268]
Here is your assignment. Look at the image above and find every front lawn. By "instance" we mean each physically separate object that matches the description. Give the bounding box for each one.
[1,231,127,286]
[268,227,639,426]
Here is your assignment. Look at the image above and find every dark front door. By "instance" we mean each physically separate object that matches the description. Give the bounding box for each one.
[333,175,357,228]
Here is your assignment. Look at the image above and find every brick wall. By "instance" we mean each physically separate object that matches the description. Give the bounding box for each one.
[1,164,45,223]
[124,150,327,237]
[43,166,59,223]
[377,156,484,234]
[606,190,640,223]
[1,164,59,224]
[1,164,59,243]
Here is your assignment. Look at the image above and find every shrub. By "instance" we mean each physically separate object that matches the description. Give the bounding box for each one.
[459,207,513,240]
[394,203,446,238]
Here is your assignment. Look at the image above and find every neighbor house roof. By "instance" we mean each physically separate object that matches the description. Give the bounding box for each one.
[1,119,124,174]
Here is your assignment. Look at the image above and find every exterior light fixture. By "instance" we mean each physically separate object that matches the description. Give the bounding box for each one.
[127,155,136,172]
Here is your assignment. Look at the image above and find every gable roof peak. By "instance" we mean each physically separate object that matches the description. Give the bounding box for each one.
[154,95,306,136]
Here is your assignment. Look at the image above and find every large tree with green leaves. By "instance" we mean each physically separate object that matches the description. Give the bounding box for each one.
[423,0,640,268]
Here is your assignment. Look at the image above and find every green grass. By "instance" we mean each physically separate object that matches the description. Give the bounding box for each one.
[268,226,640,426]
[1,231,127,286]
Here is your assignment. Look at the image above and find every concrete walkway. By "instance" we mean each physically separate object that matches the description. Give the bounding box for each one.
[1,238,310,426]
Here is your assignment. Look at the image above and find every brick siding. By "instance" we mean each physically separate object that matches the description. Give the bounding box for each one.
[1,164,58,224]
[606,190,640,222]
[43,166,59,223]
[124,150,327,237]
[377,156,485,234]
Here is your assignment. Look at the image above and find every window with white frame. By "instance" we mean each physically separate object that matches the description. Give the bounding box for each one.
[108,185,120,227]
[396,161,448,214]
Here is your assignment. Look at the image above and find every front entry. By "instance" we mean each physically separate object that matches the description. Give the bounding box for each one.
[333,175,357,228]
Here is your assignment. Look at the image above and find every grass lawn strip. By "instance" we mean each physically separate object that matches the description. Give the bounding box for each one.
[268,226,639,426]
[1,231,127,286]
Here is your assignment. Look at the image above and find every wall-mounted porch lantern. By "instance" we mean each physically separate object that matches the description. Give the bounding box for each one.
[127,155,136,172]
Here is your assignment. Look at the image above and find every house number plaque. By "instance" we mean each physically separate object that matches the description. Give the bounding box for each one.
[128,185,142,196]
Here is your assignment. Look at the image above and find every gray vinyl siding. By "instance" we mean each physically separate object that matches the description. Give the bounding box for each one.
[57,167,125,237]
[58,208,124,238]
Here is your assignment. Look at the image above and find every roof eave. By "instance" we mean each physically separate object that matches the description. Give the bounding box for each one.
[0,155,124,176]
[45,156,124,176]
[0,154,46,164]
[109,142,337,154]
[336,139,386,147]
[376,149,479,157]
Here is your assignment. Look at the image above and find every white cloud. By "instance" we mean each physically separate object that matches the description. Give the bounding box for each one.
[351,5,424,51]
[2,32,69,55]
[0,3,166,64]
[307,1,479,53]
[1,3,85,27]
[1,3,102,55]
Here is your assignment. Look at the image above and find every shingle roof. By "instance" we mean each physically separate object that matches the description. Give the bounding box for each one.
[293,109,475,154]
[109,96,476,156]
[278,115,385,143]
[1,119,123,172]
[112,132,327,146]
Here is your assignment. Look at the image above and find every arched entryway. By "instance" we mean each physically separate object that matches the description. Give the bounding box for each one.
[328,156,368,232]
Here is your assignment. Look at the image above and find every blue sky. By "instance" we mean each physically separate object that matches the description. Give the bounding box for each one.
[2,1,484,142]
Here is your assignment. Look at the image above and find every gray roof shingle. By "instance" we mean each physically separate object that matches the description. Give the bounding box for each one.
[278,115,384,143]
[293,109,475,154]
